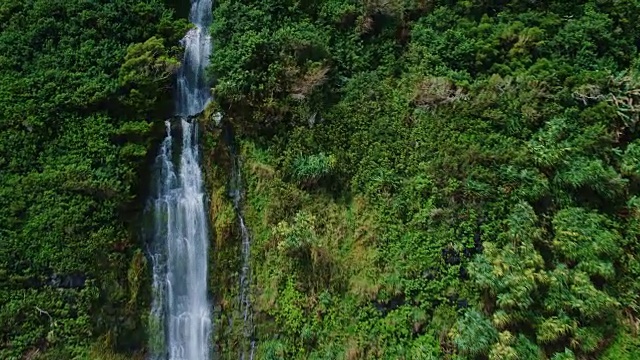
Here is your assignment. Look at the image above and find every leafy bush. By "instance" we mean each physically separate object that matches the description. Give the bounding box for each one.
[291,153,337,185]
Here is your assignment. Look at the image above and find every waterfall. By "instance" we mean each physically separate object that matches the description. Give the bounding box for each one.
[148,1,213,359]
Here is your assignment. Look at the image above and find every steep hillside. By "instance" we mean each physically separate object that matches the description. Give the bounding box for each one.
[207,1,640,359]
[0,1,187,358]
[2,0,640,359]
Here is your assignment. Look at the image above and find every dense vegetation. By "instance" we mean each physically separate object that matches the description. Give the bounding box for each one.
[206,0,640,359]
[2,0,640,359]
[0,1,187,358]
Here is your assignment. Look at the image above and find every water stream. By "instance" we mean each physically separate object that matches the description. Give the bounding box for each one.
[148,1,213,359]
[225,126,256,360]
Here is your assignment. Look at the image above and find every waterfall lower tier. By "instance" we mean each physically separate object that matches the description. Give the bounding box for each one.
[148,0,213,359]
[149,120,211,360]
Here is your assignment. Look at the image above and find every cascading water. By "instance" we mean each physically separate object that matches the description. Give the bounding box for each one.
[148,1,213,359]
[226,126,256,360]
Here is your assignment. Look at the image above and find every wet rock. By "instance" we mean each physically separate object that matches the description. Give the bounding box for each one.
[456,299,469,309]
[442,247,460,265]
[459,266,469,280]
[48,273,86,289]
[372,294,405,316]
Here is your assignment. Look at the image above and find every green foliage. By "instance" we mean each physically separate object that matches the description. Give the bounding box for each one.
[551,208,622,279]
[550,349,577,360]
[452,310,498,357]
[209,0,640,358]
[601,326,640,360]
[275,211,319,255]
[291,153,336,185]
[118,36,183,116]
[0,0,185,357]
[622,140,640,177]
[4,0,640,357]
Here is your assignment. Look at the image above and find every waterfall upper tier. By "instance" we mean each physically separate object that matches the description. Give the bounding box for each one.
[175,0,212,118]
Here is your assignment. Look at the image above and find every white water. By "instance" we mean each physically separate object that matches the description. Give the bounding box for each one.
[239,215,255,360]
[149,1,213,359]
[229,151,255,360]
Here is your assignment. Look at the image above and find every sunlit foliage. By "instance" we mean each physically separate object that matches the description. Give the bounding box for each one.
[207,0,640,358]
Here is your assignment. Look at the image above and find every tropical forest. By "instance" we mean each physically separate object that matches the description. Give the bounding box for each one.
[1,0,640,359]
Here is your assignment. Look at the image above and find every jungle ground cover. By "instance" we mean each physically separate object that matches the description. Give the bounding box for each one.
[0,0,188,358]
[206,1,640,359]
[2,0,640,359]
